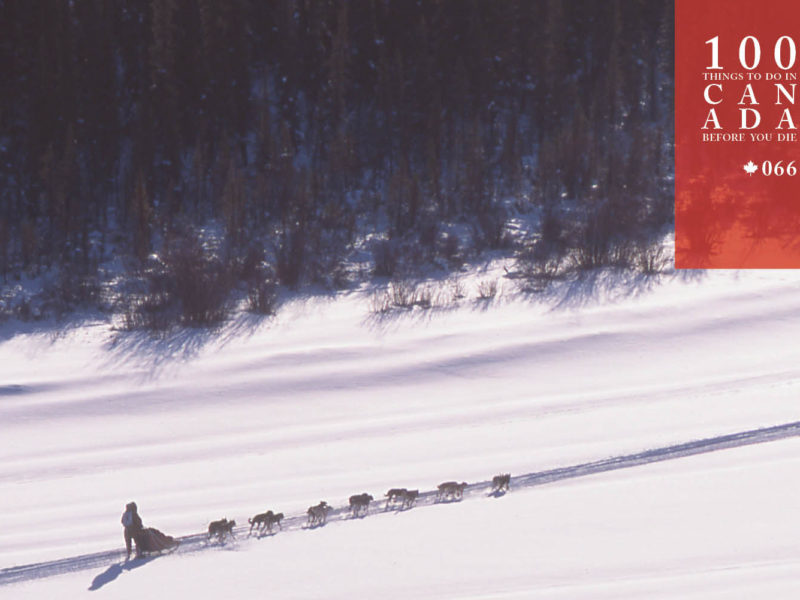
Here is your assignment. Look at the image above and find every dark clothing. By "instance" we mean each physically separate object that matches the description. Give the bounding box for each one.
[122,511,143,531]
[122,506,144,559]
[123,527,137,558]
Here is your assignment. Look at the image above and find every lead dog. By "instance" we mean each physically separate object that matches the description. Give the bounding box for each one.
[491,474,510,493]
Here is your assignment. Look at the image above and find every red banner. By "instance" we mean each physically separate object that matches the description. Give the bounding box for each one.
[676,0,800,268]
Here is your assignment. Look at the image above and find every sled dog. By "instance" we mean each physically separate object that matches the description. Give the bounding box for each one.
[307,501,330,526]
[349,493,373,516]
[265,511,284,533]
[385,488,407,509]
[248,510,283,535]
[402,489,419,508]
[248,511,272,536]
[491,474,510,493]
[208,518,236,543]
[436,481,467,501]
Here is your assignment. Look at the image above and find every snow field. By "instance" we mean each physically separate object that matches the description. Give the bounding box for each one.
[8,436,800,599]
[3,268,800,597]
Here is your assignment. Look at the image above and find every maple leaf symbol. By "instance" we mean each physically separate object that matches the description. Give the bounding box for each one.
[743,160,759,175]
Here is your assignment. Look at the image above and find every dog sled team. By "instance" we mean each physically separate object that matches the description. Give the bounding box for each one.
[122,474,511,557]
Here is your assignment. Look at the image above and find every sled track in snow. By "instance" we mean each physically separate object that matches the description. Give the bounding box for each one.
[3,419,800,587]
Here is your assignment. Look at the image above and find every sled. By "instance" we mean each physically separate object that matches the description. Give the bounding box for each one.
[135,527,180,557]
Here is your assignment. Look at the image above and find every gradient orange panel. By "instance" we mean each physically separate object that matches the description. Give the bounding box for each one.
[676,0,800,268]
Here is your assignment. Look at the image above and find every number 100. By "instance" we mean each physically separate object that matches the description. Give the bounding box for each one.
[706,36,796,70]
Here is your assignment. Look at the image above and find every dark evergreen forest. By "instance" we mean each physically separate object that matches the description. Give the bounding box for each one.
[0,0,674,326]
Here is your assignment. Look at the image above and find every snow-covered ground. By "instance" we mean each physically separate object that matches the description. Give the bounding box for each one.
[3,268,800,598]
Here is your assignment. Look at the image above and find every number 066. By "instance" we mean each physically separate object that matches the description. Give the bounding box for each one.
[761,161,797,176]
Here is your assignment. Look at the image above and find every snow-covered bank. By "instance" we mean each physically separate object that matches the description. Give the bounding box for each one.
[3,269,800,597]
[8,437,800,599]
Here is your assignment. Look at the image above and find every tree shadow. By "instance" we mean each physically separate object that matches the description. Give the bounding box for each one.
[0,310,108,344]
[101,310,274,378]
[522,266,705,313]
[88,556,156,591]
[360,260,701,335]
[99,286,347,377]
[359,273,473,334]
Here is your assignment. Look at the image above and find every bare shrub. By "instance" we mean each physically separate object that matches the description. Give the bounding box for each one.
[118,260,174,330]
[119,234,234,330]
[240,245,266,283]
[449,276,466,301]
[415,284,433,309]
[428,281,464,309]
[247,276,278,315]
[511,206,569,290]
[523,256,563,292]
[120,292,172,331]
[243,251,279,315]
[369,279,442,313]
[390,279,417,308]
[477,278,498,300]
[170,241,233,326]
[567,228,610,271]
[633,242,672,274]
[607,240,637,269]
[304,199,355,289]
[516,241,565,281]
[368,288,393,313]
